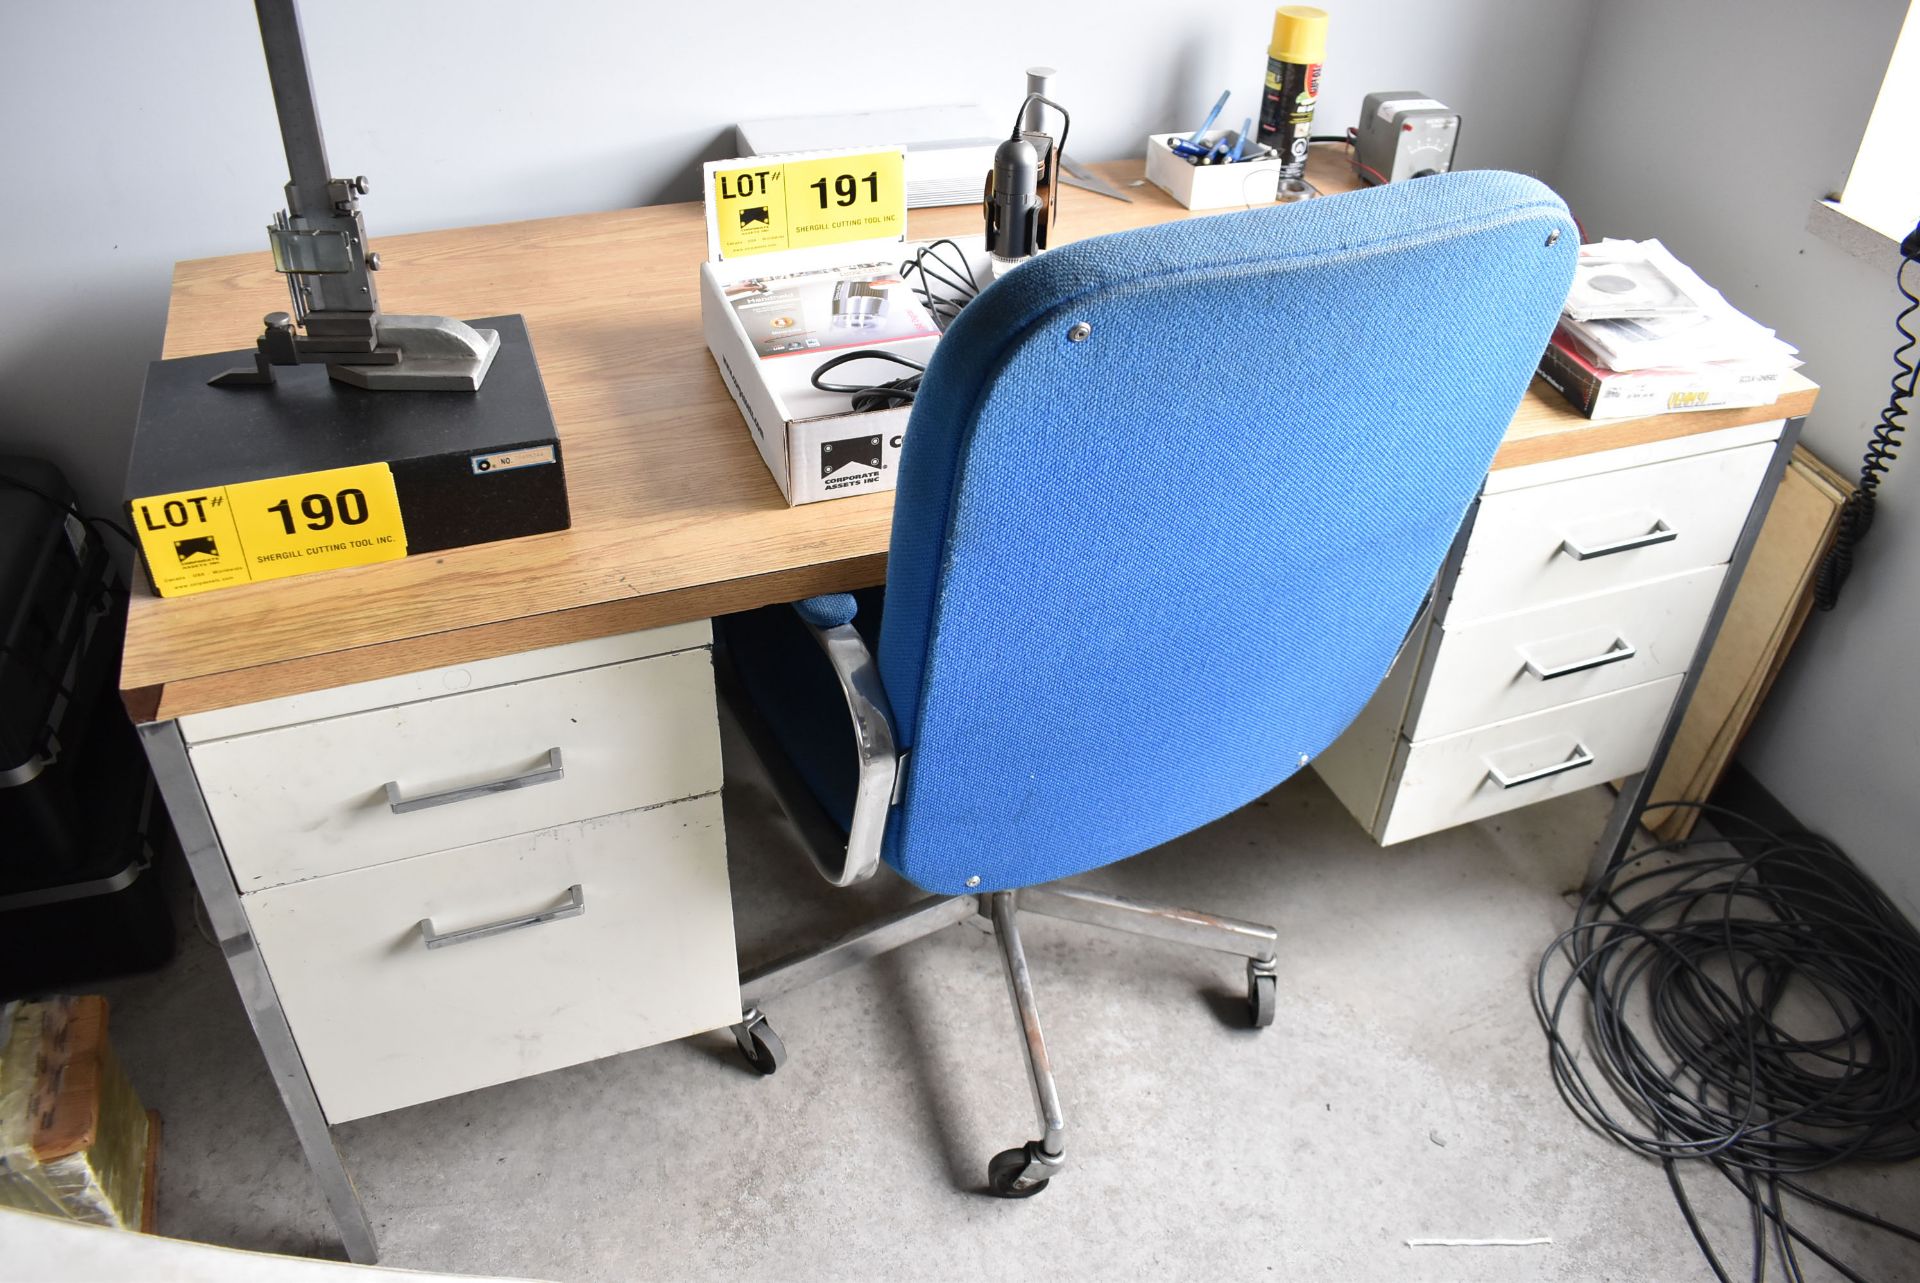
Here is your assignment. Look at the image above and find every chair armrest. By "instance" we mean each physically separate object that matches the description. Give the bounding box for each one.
[793,592,858,629]
[792,605,900,888]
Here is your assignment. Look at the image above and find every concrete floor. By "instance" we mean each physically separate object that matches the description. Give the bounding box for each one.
[94,730,1920,1283]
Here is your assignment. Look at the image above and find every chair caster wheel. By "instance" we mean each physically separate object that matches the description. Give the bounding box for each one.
[731,1011,784,1076]
[1247,959,1278,1030]
[988,1143,1052,1198]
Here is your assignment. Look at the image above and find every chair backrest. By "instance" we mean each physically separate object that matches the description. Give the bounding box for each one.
[878,171,1577,895]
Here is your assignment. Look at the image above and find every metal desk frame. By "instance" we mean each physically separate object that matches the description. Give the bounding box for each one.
[139,719,379,1263]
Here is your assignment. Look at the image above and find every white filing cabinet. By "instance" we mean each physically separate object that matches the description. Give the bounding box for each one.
[1315,419,1785,845]
[175,620,741,1123]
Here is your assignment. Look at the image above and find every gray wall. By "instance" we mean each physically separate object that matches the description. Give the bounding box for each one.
[0,0,1594,515]
[1554,0,1919,913]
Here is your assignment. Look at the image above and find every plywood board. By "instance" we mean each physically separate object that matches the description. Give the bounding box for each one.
[1648,448,1848,841]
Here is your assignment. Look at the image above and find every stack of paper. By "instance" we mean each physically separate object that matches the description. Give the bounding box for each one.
[1539,240,1803,420]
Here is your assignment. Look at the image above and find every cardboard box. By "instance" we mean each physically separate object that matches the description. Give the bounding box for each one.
[701,239,987,504]
[0,996,156,1231]
[1144,132,1306,210]
[698,145,991,505]
[701,246,918,504]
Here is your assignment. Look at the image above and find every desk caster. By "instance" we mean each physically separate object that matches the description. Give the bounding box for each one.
[1247,958,1278,1029]
[988,1143,1054,1198]
[731,1010,784,1076]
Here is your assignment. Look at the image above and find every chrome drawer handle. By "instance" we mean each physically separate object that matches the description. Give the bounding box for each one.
[1559,520,1677,561]
[1486,744,1595,789]
[1522,637,1636,681]
[419,884,584,950]
[385,747,564,815]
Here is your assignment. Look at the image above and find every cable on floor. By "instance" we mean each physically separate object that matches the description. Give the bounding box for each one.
[1534,802,1920,1283]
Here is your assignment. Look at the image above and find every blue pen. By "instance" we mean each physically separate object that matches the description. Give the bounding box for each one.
[1184,91,1230,148]
[1228,117,1253,163]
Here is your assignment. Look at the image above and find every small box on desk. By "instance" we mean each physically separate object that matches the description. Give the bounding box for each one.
[702,242,966,506]
[1144,133,1299,210]
[124,315,568,598]
[699,146,995,506]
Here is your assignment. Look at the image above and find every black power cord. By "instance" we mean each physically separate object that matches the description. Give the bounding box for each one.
[808,240,981,412]
[1815,220,1920,611]
[1535,803,1920,1283]
[900,237,981,330]
[809,349,926,412]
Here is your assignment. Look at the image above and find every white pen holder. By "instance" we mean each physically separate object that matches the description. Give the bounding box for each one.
[1143,132,1302,211]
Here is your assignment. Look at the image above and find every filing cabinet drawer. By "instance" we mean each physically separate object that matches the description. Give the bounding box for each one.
[1408,566,1725,739]
[192,648,722,891]
[244,793,739,1123]
[1376,675,1683,845]
[1446,441,1774,622]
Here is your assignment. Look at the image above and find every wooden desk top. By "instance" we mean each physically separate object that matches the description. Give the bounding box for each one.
[123,152,1818,721]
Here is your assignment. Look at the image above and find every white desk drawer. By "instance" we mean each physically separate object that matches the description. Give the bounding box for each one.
[245,793,738,1123]
[178,620,713,742]
[1447,442,1773,622]
[1377,675,1682,845]
[1408,566,1725,739]
[193,648,722,891]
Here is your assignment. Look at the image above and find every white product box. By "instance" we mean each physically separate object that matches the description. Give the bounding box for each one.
[699,236,989,505]
[1143,132,1303,210]
[700,146,994,505]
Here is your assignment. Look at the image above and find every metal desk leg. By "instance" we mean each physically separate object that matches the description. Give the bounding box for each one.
[1583,416,1806,890]
[138,720,379,1264]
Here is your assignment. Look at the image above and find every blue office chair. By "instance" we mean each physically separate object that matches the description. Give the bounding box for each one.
[717,171,1577,1196]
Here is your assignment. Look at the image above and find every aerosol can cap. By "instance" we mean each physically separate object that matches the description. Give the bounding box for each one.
[1269,6,1328,64]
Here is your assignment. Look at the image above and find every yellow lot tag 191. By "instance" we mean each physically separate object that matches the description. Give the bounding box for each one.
[708,149,907,260]
[131,462,407,598]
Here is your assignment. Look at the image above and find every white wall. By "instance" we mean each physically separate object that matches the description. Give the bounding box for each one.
[0,0,1595,516]
[1554,0,1919,913]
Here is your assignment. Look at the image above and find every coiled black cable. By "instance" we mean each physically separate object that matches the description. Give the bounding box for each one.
[808,241,981,412]
[808,348,925,412]
[900,237,981,331]
[1535,803,1920,1282]
[1815,233,1919,610]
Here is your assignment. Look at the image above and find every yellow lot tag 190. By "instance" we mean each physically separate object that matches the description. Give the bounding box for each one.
[708,149,907,260]
[130,462,407,598]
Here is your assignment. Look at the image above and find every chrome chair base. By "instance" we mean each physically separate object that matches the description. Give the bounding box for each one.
[729,883,1279,1197]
